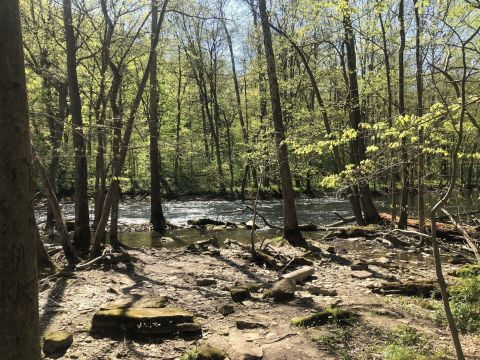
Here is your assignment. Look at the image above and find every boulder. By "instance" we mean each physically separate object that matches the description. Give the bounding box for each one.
[236,320,267,330]
[350,261,369,271]
[230,287,251,302]
[245,220,260,230]
[43,331,73,356]
[188,218,225,226]
[268,278,296,302]
[196,278,217,286]
[90,307,200,336]
[217,303,235,316]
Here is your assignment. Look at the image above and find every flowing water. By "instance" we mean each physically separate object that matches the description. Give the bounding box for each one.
[36,190,479,250]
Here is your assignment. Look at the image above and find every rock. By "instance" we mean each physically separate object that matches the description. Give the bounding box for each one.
[188,218,225,226]
[212,225,227,231]
[326,246,335,254]
[306,286,337,297]
[291,307,354,328]
[100,295,169,310]
[350,261,369,271]
[230,287,251,302]
[192,345,226,360]
[217,304,235,316]
[236,320,267,329]
[268,278,296,302]
[229,337,263,360]
[450,254,472,265]
[351,270,373,279]
[303,327,334,342]
[196,278,217,286]
[90,307,200,336]
[245,220,260,230]
[43,331,73,356]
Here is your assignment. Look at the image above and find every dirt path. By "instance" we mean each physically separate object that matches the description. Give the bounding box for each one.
[39,236,480,359]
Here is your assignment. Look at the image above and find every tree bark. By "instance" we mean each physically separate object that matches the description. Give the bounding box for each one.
[343,5,380,224]
[258,0,306,247]
[398,0,409,230]
[62,0,90,250]
[0,1,40,356]
[414,0,425,233]
[90,0,169,258]
[149,0,167,232]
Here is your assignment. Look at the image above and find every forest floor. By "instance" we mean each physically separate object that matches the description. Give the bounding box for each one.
[38,229,480,360]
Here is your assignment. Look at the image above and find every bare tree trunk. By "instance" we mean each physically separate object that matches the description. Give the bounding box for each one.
[62,0,90,250]
[174,46,182,187]
[34,220,56,271]
[0,1,40,355]
[32,147,78,265]
[258,0,306,247]
[343,4,380,224]
[90,0,169,258]
[398,0,409,229]
[46,83,67,236]
[414,0,425,233]
[379,13,397,222]
[149,0,166,232]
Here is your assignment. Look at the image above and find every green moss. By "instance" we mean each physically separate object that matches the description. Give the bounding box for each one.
[291,307,354,328]
[181,345,226,360]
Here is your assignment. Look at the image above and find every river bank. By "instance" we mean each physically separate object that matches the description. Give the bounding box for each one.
[39,226,480,359]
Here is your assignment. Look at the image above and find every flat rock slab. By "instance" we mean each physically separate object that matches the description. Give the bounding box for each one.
[100,295,169,310]
[91,307,200,336]
[43,331,73,356]
[351,270,373,279]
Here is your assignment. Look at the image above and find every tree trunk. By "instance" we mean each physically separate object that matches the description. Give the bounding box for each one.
[90,0,169,259]
[62,0,90,250]
[414,0,425,233]
[343,4,380,224]
[398,0,409,230]
[0,1,40,355]
[149,0,167,232]
[379,13,397,222]
[174,47,182,187]
[32,148,78,266]
[258,0,306,247]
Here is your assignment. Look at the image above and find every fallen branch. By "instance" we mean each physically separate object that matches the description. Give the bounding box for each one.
[441,208,480,262]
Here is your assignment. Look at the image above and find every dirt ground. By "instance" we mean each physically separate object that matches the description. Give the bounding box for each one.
[38,233,480,359]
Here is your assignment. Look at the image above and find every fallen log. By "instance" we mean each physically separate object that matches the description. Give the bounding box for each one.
[379,212,480,241]
[282,266,315,282]
[227,239,283,269]
[441,208,480,262]
[368,280,440,298]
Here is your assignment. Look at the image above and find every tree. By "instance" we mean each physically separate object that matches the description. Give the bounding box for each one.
[62,0,90,250]
[0,0,40,357]
[258,0,307,247]
[149,0,167,232]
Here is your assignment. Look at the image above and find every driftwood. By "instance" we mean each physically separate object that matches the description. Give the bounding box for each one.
[227,239,283,269]
[282,266,315,282]
[441,208,480,262]
[76,250,132,270]
[380,212,479,240]
[368,280,440,298]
